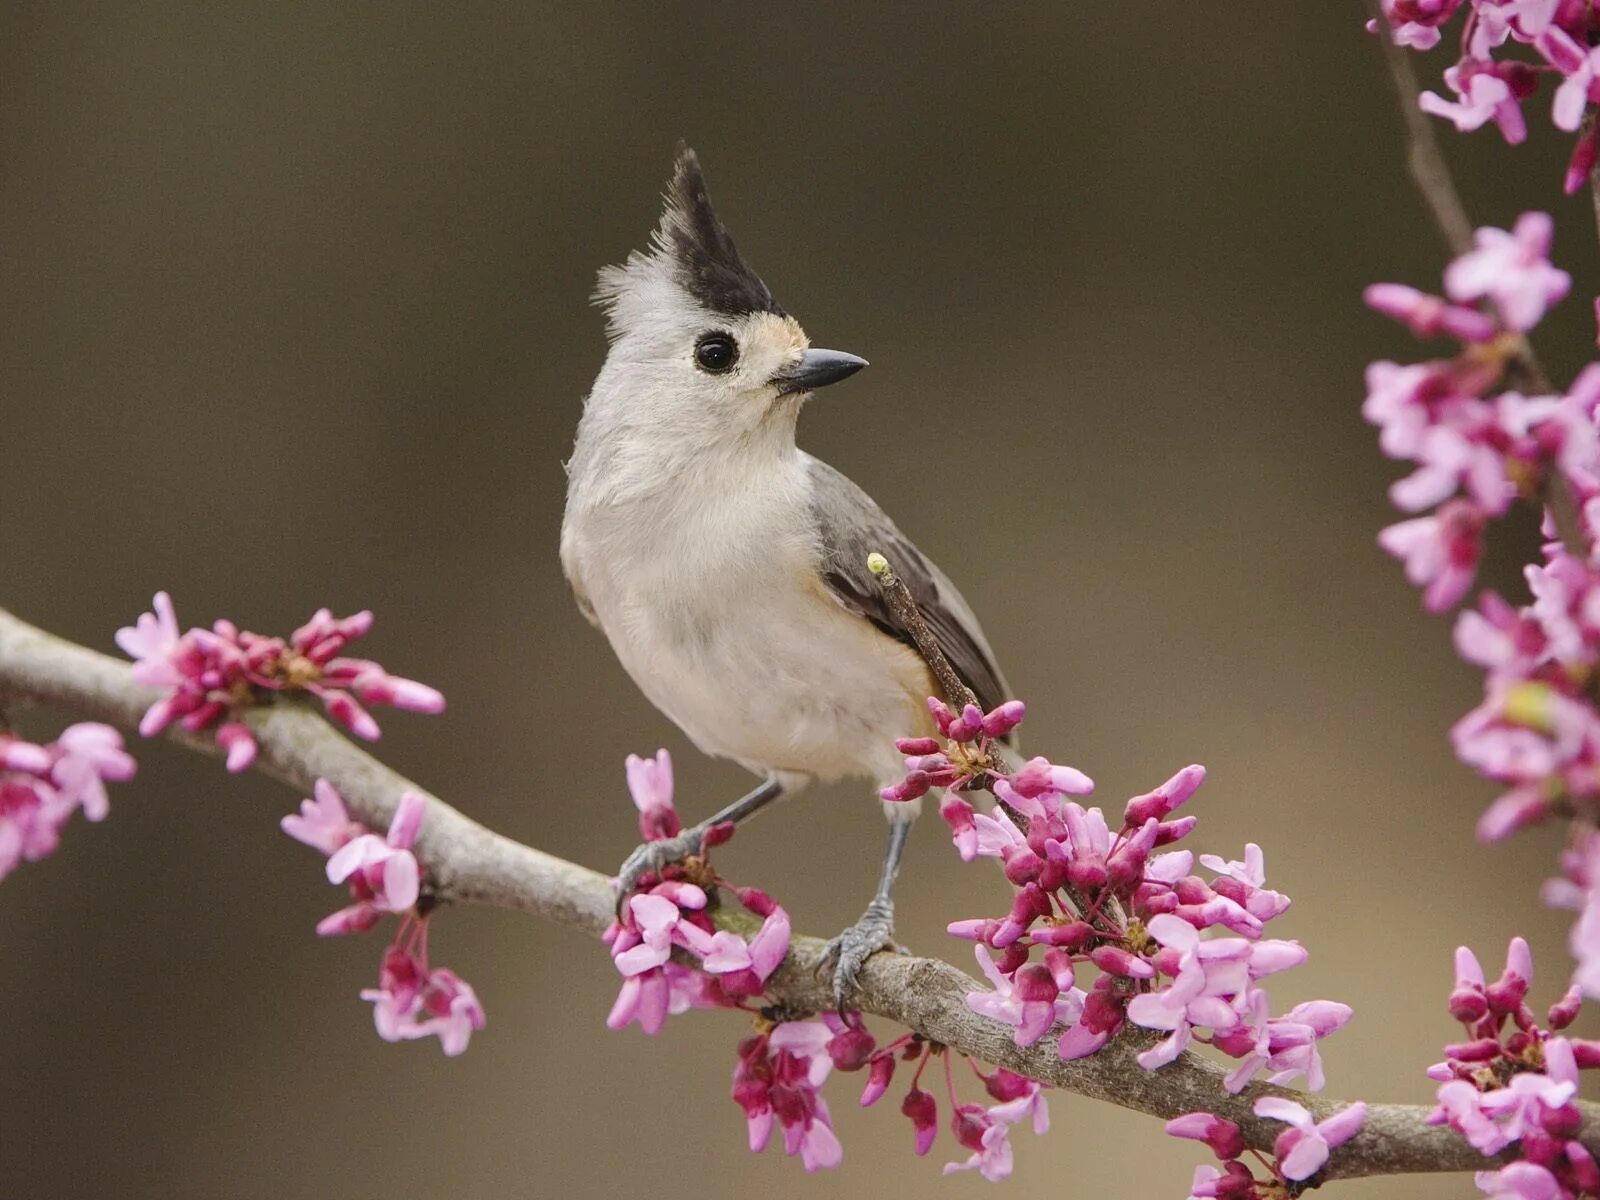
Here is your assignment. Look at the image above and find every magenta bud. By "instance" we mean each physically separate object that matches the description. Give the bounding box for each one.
[1014,963,1059,1004]
[1002,849,1043,886]
[880,770,932,803]
[828,1027,877,1072]
[901,1088,938,1156]
[1571,1039,1600,1069]
[734,886,777,917]
[1443,1037,1503,1063]
[983,1067,1035,1103]
[1082,988,1127,1034]
[895,736,942,756]
[946,704,985,742]
[1029,920,1093,951]
[860,1053,895,1107]
[1549,986,1583,1031]
[1543,1103,1584,1140]
[1568,1142,1600,1193]
[1154,816,1198,845]
[1043,948,1077,991]
[927,697,955,734]
[702,820,736,848]
[996,943,1030,975]
[980,700,1027,738]
[1090,945,1154,979]
[1447,987,1489,1023]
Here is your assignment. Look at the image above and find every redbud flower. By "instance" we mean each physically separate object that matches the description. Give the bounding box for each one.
[117,593,443,765]
[320,791,426,934]
[1443,213,1570,332]
[625,749,680,841]
[1365,282,1499,342]
[1379,500,1488,612]
[0,723,135,882]
[1253,1097,1367,1181]
[281,778,365,855]
[966,945,1083,1047]
[733,1023,843,1172]
[1420,66,1528,143]
[361,943,486,1056]
[1476,1161,1565,1200]
[1165,1112,1246,1162]
[902,1087,938,1155]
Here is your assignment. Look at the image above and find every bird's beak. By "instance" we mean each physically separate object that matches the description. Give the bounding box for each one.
[772,348,869,395]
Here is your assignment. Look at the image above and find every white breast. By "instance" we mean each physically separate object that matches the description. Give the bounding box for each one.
[562,449,931,786]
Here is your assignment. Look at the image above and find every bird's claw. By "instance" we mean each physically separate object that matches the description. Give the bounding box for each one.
[820,898,899,1010]
[614,828,704,914]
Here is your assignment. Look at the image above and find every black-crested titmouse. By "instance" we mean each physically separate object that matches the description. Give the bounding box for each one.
[561,147,1011,1001]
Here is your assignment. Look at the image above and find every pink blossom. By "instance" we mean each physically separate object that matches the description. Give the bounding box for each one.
[1379,501,1488,612]
[1477,1162,1565,1200]
[732,1023,843,1172]
[361,943,486,1056]
[0,723,136,882]
[282,779,366,855]
[1369,0,1464,49]
[699,903,791,995]
[966,944,1083,1047]
[117,594,444,763]
[1443,213,1571,332]
[320,792,425,934]
[1365,282,1499,342]
[1420,66,1528,144]
[1165,1111,1246,1161]
[1253,1097,1367,1181]
[1536,26,1600,130]
[625,749,680,841]
[50,723,136,821]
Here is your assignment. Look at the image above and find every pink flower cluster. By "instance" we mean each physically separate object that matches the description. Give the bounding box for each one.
[603,750,793,1036]
[1428,939,1600,1198]
[1363,214,1583,613]
[888,700,1350,1095]
[1167,1100,1367,1194]
[283,781,485,1055]
[0,723,134,881]
[1371,1,1600,194]
[117,593,444,771]
[605,748,1059,1178]
[808,1013,1051,1181]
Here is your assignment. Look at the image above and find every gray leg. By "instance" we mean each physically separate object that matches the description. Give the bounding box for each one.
[823,808,914,1008]
[614,777,784,904]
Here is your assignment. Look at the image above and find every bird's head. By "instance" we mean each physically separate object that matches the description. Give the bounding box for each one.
[590,146,866,442]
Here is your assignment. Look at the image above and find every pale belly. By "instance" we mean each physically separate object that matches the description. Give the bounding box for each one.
[594,569,934,786]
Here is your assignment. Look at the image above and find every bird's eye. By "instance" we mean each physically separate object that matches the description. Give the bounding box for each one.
[694,333,738,374]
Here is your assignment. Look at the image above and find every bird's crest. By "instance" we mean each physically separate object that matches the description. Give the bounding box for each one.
[595,145,783,327]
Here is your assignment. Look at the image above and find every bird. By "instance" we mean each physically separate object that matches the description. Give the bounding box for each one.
[561,146,1012,1003]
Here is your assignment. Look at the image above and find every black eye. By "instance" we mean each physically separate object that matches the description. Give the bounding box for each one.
[694,333,737,374]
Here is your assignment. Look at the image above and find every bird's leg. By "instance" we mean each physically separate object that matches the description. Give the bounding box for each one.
[823,807,914,1008]
[614,777,784,905]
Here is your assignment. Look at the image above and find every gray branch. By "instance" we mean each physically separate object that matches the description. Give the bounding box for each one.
[0,604,1591,1182]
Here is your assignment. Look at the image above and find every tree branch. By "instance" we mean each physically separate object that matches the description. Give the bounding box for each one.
[0,603,1591,1181]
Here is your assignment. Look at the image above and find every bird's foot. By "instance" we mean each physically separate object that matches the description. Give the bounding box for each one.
[820,897,905,1010]
[614,827,706,912]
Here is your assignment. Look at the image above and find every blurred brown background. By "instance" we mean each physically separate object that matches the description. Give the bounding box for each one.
[3,3,1596,1197]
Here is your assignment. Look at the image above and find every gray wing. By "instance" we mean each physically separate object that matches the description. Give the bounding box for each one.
[805,455,1012,715]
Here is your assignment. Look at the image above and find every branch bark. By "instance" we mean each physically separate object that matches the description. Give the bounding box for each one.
[0,604,1590,1182]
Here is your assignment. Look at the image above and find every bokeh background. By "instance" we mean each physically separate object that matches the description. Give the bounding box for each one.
[3,3,1596,1197]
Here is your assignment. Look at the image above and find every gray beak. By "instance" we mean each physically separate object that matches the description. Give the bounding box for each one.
[773,348,869,395]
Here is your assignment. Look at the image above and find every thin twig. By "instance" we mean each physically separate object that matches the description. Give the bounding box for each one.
[866,552,979,711]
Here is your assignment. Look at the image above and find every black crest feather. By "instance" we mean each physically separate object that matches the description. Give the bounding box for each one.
[657,145,783,319]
